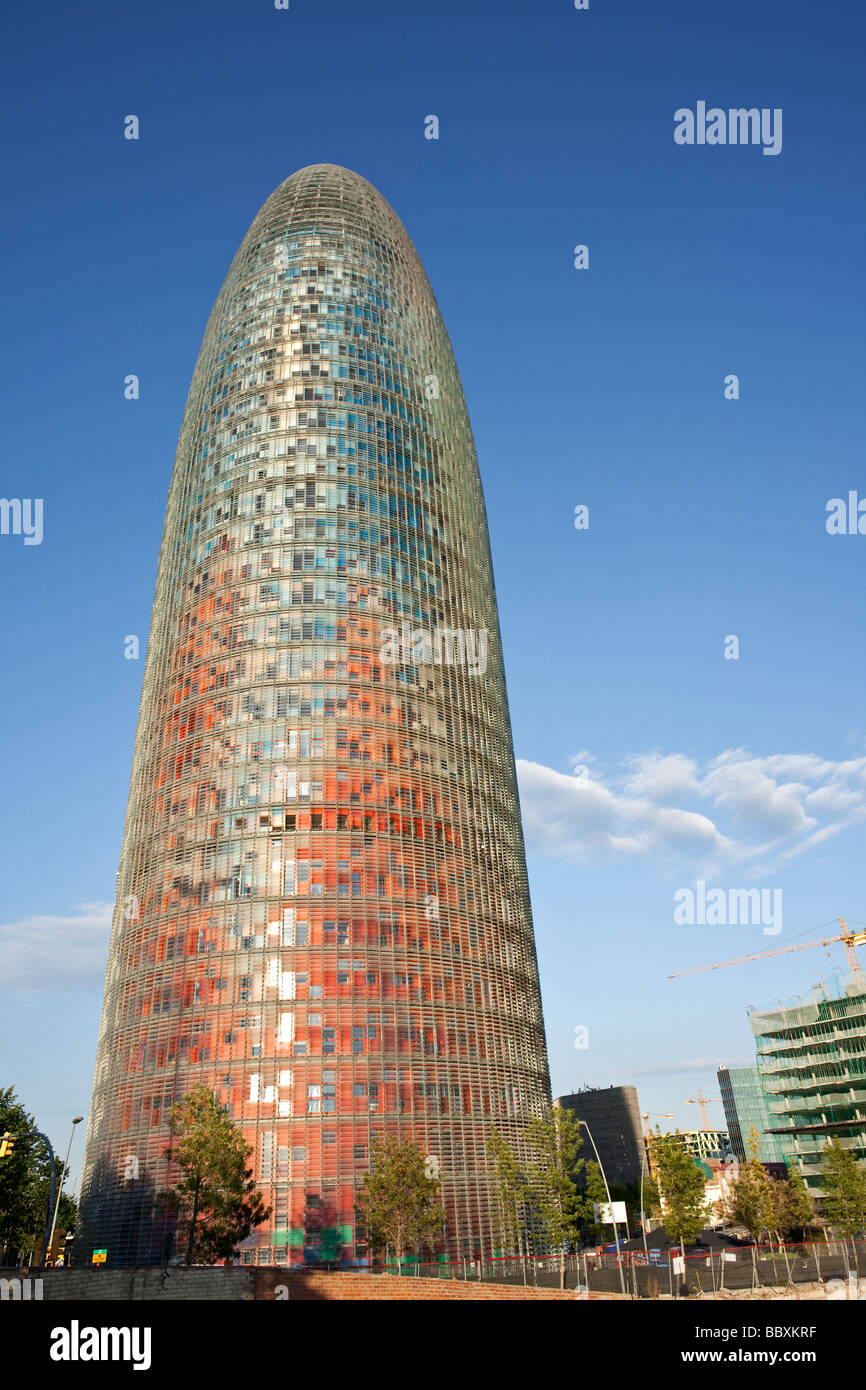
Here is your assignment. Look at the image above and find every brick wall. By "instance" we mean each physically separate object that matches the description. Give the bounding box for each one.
[256,1270,574,1300]
[2,1266,575,1301]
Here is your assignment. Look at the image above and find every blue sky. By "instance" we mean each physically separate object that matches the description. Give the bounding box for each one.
[1,0,864,1185]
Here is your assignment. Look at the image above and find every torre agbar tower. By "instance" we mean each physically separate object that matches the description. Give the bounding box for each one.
[80,165,550,1267]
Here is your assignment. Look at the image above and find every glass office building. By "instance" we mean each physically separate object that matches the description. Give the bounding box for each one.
[78,165,550,1265]
[717,1066,786,1165]
[749,975,866,1191]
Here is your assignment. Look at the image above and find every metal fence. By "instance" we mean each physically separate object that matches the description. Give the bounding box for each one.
[374,1238,866,1297]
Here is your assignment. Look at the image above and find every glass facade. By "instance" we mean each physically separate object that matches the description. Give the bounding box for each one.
[78,164,550,1266]
[717,1066,786,1165]
[749,975,866,1191]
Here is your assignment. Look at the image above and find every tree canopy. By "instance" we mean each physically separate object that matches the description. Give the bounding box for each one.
[355,1134,446,1269]
[0,1086,75,1265]
[820,1139,866,1240]
[649,1131,709,1250]
[160,1085,269,1264]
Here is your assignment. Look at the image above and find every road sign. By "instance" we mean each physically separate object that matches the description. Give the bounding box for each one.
[91,1249,107,1265]
[593,1201,627,1225]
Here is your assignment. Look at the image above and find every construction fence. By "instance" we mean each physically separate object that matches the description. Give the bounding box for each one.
[379,1239,866,1297]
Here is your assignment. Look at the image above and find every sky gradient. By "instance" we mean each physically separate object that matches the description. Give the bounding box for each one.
[1,0,864,1187]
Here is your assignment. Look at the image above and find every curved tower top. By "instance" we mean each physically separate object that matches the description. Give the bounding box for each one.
[80,164,550,1267]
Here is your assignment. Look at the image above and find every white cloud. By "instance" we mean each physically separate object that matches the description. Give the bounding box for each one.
[701,752,814,838]
[518,748,866,877]
[622,753,699,802]
[0,902,112,993]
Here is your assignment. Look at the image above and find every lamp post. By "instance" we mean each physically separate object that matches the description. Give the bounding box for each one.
[47,1117,84,1265]
[639,1158,650,1264]
[578,1119,627,1298]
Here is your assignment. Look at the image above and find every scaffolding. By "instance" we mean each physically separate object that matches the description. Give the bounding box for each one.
[749,973,866,1190]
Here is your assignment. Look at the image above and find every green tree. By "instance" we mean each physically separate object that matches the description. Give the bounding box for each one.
[725,1129,774,1239]
[724,1127,777,1280]
[524,1106,586,1289]
[650,1132,709,1290]
[0,1087,74,1266]
[773,1161,815,1242]
[820,1139,866,1266]
[159,1086,269,1265]
[487,1126,525,1255]
[613,1175,655,1233]
[764,1166,815,1287]
[355,1135,446,1272]
[642,1170,662,1220]
[583,1161,609,1244]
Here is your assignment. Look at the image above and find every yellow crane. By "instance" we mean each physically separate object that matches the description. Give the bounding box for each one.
[684,1088,719,1129]
[669,917,866,980]
[641,1111,674,1139]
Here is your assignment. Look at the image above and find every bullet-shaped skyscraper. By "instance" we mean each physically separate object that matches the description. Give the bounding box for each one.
[80,165,550,1266]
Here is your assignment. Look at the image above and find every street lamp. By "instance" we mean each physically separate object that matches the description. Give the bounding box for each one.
[47,1117,84,1264]
[639,1156,650,1264]
[577,1119,627,1298]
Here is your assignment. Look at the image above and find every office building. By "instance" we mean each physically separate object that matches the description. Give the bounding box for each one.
[79,165,551,1265]
[556,1086,645,1186]
[718,1066,786,1165]
[749,974,866,1191]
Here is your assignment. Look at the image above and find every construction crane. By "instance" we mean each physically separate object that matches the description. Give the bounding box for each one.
[684,1089,719,1129]
[641,1111,674,1139]
[669,917,866,980]
[641,1114,675,1175]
